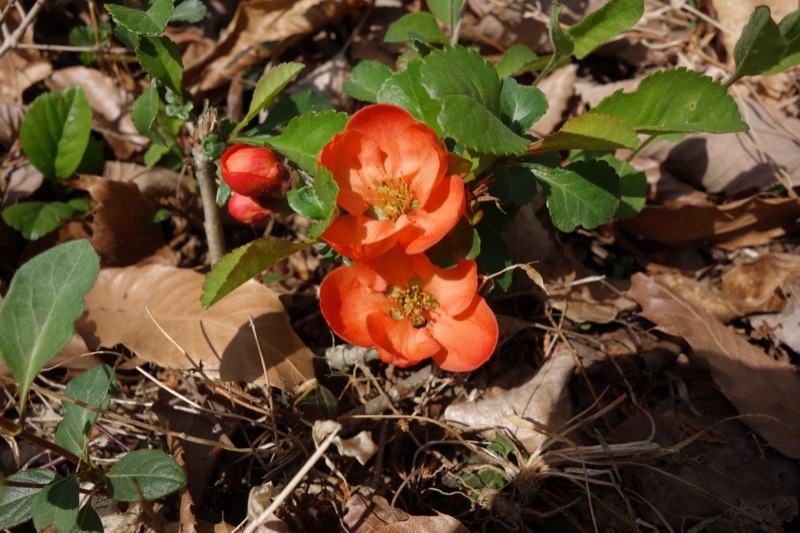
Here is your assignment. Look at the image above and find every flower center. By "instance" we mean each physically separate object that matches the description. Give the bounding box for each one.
[386,278,437,328]
[369,177,415,221]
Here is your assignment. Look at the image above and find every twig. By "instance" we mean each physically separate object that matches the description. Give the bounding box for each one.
[0,416,82,467]
[0,0,46,57]
[244,426,340,533]
[344,364,432,416]
[190,109,226,264]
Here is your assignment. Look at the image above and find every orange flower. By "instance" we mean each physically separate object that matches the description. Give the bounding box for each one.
[319,104,465,261]
[319,247,498,371]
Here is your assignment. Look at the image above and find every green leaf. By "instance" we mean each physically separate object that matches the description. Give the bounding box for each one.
[307,166,339,239]
[475,225,512,292]
[106,449,186,501]
[343,60,393,103]
[377,59,442,136]
[495,44,539,78]
[385,12,445,43]
[729,6,786,84]
[55,365,118,458]
[571,150,645,219]
[260,90,333,131]
[288,186,327,220]
[535,113,639,151]
[170,0,207,23]
[764,11,800,75]
[20,86,93,180]
[499,77,548,134]
[489,164,537,206]
[137,36,183,96]
[420,46,501,115]
[106,0,174,35]
[233,62,304,135]
[590,68,748,134]
[425,217,480,269]
[32,476,79,533]
[0,240,99,401]
[71,503,103,533]
[265,110,348,174]
[437,96,531,155]
[2,201,75,240]
[202,237,312,308]
[76,136,105,175]
[132,82,160,140]
[549,3,574,56]
[530,160,620,232]
[568,0,644,59]
[427,0,463,28]
[0,469,57,530]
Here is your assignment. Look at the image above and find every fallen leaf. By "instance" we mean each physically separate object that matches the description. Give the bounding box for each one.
[752,280,800,355]
[342,493,468,533]
[529,64,578,137]
[76,264,315,388]
[0,100,24,149]
[1,162,43,207]
[0,52,51,102]
[620,196,800,248]
[444,344,574,453]
[72,175,171,266]
[102,161,191,200]
[49,67,148,159]
[628,273,800,458]
[185,0,365,95]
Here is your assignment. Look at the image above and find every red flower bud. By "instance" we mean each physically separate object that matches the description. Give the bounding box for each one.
[220,144,284,198]
[228,193,272,224]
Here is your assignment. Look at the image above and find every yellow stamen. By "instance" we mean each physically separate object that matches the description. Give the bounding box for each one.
[370,177,414,220]
[386,279,437,328]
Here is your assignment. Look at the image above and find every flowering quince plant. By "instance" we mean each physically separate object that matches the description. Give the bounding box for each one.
[198,0,791,374]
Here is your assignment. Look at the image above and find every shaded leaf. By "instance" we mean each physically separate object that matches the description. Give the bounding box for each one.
[764,10,800,75]
[385,12,445,43]
[233,62,304,135]
[590,68,748,134]
[629,273,800,459]
[568,0,644,59]
[0,240,99,401]
[343,60,393,103]
[32,476,79,533]
[77,265,315,387]
[530,160,620,232]
[730,5,786,83]
[549,2,574,56]
[261,90,333,131]
[137,36,183,96]
[106,0,174,35]
[0,469,57,530]
[106,449,186,501]
[1,201,77,240]
[571,150,646,219]
[170,0,206,23]
[427,0,464,29]
[499,77,548,134]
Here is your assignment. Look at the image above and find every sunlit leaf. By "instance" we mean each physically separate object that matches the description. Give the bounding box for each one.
[106,449,185,501]
[568,0,644,59]
[233,62,304,135]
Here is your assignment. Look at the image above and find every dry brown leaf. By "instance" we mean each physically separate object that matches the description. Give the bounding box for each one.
[49,67,147,159]
[628,273,800,458]
[185,0,365,95]
[102,161,191,200]
[1,162,43,208]
[72,175,171,266]
[752,278,800,355]
[529,64,578,137]
[0,100,24,149]
[76,264,315,389]
[342,493,468,533]
[0,52,51,102]
[620,196,800,248]
[444,344,574,453]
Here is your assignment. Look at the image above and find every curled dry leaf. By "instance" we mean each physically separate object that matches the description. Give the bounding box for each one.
[184,0,365,95]
[628,273,800,458]
[529,64,578,137]
[49,67,148,159]
[103,161,191,201]
[0,52,51,102]
[1,162,43,208]
[76,264,315,389]
[71,175,171,266]
[342,493,468,533]
[620,196,800,248]
[444,344,574,453]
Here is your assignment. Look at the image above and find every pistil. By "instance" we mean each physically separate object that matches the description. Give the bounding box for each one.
[386,279,437,327]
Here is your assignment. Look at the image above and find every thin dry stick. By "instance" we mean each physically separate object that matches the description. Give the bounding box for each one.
[0,0,46,57]
[244,426,341,533]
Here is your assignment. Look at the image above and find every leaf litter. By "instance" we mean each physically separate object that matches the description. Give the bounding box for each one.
[1,0,800,531]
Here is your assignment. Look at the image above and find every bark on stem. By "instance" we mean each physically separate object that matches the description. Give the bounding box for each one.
[192,143,225,264]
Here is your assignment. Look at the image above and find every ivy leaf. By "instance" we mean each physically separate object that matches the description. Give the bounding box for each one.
[32,476,79,533]
[233,62,304,135]
[264,110,348,174]
[0,469,57,530]
[170,0,207,23]
[343,60,393,103]
[377,59,442,136]
[495,44,539,78]
[0,240,99,402]
[549,3,574,56]
[55,365,118,459]
[499,77,548,134]
[590,68,748,134]
[385,12,446,43]
[729,5,786,84]
[568,0,644,59]
[530,160,620,232]
[105,0,174,35]
[20,86,92,180]
[764,11,800,75]
[1,201,78,240]
[106,449,186,501]
[202,237,312,308]
[137,36,183,96]
[533,113,639,151]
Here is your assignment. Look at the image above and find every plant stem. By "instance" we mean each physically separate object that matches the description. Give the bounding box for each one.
[192,143,226,264]
[533,52,561,86]
[625,134,658,163]
[0,416,82,467]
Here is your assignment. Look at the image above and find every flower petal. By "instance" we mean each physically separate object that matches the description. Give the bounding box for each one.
[430,296,498,372]
[411,256,477,317]
[319,266,390,347]
[400,174,466,255]
[322,215,399,261]
[318,131,375,215]
[355,246,425,292]
[367,312,441,368]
